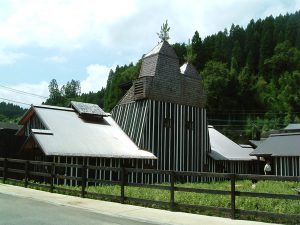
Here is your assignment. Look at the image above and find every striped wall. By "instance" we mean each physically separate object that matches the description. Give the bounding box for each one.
[51,156,160,186]
[273,157,300,176]
[207,157,257,174]
[112,99,210,182]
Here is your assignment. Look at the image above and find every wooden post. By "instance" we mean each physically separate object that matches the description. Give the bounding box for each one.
[170,171,175,211]
[3,158,7,183]
[24,160,29,188]
[81,164,87,198]
[230,173,236,219]
[50,162,55,193]
[120,166,125,204]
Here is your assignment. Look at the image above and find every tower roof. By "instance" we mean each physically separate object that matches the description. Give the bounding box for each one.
[180,62,200,78]
[144,41,178,59]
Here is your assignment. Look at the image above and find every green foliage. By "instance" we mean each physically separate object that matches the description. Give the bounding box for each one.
[157,20,170,42]
[0,102,26,122]
[184,42,197,63]
[201,61,230,111]
[44,79,105,109]
[104,62,141,111]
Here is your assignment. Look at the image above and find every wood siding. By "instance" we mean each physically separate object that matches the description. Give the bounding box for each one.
[112,99,210,182]
[273,156,300,176]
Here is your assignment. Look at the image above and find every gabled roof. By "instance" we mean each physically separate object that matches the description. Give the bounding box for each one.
[248,139,267,148]
[21,104,156,159]
[284,123,300,131]
[208,126,255,161]
[250,132,300,156]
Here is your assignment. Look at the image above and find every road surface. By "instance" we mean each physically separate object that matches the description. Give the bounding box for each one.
[0,193,158,225]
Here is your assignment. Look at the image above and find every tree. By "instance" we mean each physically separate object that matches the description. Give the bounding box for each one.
[172,43,187,65]
[184,41,197,63]
[48,79,62,104]
[201,61,230,111]
[61,79,81,98]
[191,31,204,70]
[157,20,170,42]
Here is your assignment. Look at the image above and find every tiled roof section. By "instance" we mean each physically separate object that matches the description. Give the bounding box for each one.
[144,41,178,59]
[117,41,206,108]
[71,101,108,117]
[118,86,135,105]
[180,62,200,79]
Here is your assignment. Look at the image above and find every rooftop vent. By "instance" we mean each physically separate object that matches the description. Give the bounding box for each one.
[134,81,144,97]
[70,101,109,121]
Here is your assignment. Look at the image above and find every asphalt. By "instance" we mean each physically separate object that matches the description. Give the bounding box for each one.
[0,183,278,225]
[0,193,157,225]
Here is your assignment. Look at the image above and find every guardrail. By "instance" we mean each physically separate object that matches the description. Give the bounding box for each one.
[0,157,299,222]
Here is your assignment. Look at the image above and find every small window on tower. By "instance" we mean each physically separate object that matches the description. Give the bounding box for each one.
[163,118,171,128]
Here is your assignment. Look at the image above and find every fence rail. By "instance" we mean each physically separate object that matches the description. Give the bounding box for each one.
[0,157,299,222]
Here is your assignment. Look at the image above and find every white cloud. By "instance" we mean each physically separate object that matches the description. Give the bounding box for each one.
[44,56,67,63]
[0,82,49,107]
[0,0,137,50]
[81,64,114,93]
[0,0,298,57]
[0,51,27,64]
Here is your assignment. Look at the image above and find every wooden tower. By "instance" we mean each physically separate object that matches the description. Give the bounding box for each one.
[111,41,211,182]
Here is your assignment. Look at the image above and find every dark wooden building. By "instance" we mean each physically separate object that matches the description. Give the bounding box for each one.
[0,122,23,158]
[111,41,210,182]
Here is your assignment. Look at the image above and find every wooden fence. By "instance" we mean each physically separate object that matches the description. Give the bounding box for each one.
[0,157,299,222]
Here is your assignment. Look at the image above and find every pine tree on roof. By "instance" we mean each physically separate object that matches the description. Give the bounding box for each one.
[157,20,170,42]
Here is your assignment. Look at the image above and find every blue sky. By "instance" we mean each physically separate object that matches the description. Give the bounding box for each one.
[0,0,299,107]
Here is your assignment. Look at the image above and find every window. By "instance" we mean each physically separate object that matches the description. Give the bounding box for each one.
[163,118,171,128]
[186,121,194,130]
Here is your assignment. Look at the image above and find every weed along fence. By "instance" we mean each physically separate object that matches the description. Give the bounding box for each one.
[0,157,300,222]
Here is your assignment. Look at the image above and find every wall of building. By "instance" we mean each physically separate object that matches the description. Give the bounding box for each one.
[273,156,300,176]
[112,99,210,182]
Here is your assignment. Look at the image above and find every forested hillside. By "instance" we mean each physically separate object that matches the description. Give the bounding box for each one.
[44,11,300,141]
[0,102,26,123]
[103,11,300,141]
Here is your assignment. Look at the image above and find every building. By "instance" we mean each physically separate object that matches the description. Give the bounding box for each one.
[0,122,23,158]
[208,125,257,174]
[17,101,156,184]
[111,41,210,182]
[250,126,300,176]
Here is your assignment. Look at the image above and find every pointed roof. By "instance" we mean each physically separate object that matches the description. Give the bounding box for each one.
[144,41,178,59]
[180,62,200,78]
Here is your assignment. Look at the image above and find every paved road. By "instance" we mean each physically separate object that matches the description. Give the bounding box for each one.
[0,193,157,225]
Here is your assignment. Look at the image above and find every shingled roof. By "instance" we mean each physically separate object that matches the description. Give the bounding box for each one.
[118,41,205,108]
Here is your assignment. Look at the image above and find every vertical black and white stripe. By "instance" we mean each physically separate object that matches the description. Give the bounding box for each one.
[273,156,300,176]
[112,99,210,182]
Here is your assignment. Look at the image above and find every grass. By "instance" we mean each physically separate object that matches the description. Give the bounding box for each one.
[1,178,299,224]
